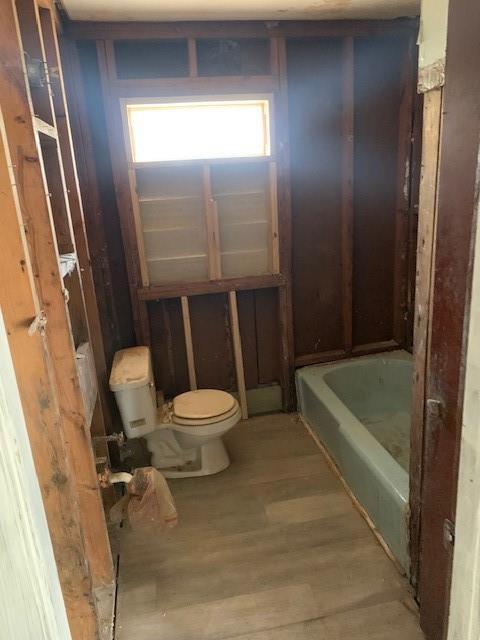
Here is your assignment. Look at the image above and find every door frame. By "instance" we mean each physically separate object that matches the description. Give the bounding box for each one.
[411,0,480,637]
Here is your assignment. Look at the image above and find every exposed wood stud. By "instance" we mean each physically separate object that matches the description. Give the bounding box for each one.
[14,0,113,590]
[341,36,354,353]
[0,104,100,639]
[276,37,295,411]
[181,296,197,390]
[39,5,115,438]
[228,290,248,419]
[393,38,415,345]
[409,87,443,589]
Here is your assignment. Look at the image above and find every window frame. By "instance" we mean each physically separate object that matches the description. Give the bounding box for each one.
[120,94,279,288]
[121,94,275,166]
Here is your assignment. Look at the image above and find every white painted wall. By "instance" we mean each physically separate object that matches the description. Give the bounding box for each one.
[447,143,480,640]
[0,310,71,640]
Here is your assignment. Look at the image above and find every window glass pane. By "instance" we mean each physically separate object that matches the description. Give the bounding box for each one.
[211,163,270,277]
[127,100,270,163]
[136,166,209,283]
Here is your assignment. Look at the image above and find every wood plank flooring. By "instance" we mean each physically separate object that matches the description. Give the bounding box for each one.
[115,413,424,640]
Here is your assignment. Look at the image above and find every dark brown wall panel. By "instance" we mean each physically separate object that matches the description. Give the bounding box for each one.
[76,40,135,364]
[352,36,408,347]
[148,299,190,398]
[68,25,417,401]
[287,38,345,359]
[189,293,236,391]
[255,288,280,384]
[237,288,280,388]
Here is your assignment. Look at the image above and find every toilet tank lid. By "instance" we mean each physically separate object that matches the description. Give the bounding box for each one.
[109,346,152,391]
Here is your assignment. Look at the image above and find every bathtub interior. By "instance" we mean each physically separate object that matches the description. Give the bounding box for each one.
[324,358,412,471]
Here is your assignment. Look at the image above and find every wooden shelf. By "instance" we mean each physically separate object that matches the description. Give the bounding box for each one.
[146,253,206,262]
[33,115,57,139]
[138,195,201,203]
[138,272,285,301]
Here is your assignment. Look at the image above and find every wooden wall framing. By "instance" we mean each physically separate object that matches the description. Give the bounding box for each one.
[64,18,418,415]
[415,0,480,634]
[0,0,117,636]
[66,20,416,416]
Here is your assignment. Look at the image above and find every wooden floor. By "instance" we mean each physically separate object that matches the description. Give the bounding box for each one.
[115,413,424,640]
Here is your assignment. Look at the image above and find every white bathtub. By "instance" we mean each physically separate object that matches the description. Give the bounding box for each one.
[296,351,411,572]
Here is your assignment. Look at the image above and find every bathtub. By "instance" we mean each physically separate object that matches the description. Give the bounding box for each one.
[296,351,411,572]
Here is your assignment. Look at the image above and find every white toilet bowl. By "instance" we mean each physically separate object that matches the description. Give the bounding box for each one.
[109,346,241,478]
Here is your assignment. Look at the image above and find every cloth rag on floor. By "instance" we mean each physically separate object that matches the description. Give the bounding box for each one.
[110,467,178,531]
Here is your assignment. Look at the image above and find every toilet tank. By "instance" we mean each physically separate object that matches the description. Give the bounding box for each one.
[109,346,157,439]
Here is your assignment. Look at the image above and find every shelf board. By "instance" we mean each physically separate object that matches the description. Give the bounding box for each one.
[33,116,57,140]
[143,225,202,233]
[146,253,207,263]
[214,190,265,198]
[138,195,201,203]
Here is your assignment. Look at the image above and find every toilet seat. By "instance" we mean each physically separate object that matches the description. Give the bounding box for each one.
[173,402,240,427]
[173,389,237,427]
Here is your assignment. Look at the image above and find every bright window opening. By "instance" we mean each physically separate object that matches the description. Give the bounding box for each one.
[126,99,271,163]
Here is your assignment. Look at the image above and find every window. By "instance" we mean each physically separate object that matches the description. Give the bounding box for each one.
[123,96,278,286]
[126,99,271,163]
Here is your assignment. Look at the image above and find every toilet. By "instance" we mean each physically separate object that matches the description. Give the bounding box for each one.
[109,346,241,478]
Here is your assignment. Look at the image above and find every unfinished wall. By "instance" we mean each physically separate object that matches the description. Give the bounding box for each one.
[288,33,419,365]
[65,21,419,406]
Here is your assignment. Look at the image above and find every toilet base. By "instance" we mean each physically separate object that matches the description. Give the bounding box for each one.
[158,437,230,478]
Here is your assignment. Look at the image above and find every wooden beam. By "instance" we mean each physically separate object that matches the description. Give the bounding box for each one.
[228,291,248,419]
[10,0,113,589]
[38,7,115,437]
[393,37,415,345]
[108,75,276,98]
[409,87,443,589]
[0,99,99,637]
[341,36,354,353]
[181,296,197,390]
[276,37,296,411]
[66,18,419,41]
[138,273,286,300]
